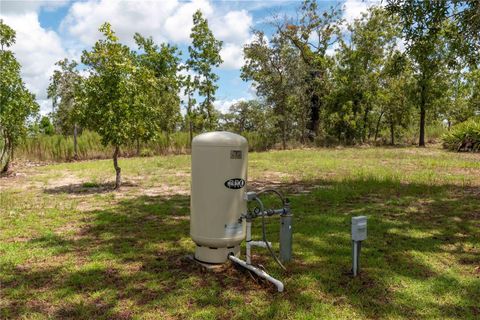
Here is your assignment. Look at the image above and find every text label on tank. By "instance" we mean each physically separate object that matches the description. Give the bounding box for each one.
[224,178,246,189]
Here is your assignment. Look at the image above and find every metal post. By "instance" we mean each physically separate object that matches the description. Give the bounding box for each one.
[351,216,366,277]
[279,210,292,263]
[352,240,363,276]
[357,241,361,272]
[352,241,358,276]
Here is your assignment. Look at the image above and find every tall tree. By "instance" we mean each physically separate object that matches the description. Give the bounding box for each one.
[47,58,83,159]
[186,10,223,131]
[380,51,414,145]
[386,0,468,146]
[81,23,179,188]
[81,23,134,188]
[0,20,39,173]
[326,7,402,144]
[182,74,197,145]
[242,31,305,149]
[278,0,342,137]
[134,33,181,153]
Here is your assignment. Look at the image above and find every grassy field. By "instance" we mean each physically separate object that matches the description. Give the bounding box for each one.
[0,146,479,319]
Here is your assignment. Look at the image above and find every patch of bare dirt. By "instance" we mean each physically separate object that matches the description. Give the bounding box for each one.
[5,236,32,243]
[143,185,189,197]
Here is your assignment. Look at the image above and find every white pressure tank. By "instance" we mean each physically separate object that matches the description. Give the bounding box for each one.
[190,131,248,263]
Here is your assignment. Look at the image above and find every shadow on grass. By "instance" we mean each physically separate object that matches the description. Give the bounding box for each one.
[2,177,480,319]
[43,181,138,195]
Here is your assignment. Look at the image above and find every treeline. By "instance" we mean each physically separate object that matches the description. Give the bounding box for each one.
[14,130,276,162]
[1,1,479,184]
[240,1,479,148]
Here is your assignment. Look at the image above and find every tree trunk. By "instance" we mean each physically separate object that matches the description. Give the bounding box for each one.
[362,108,370,143]
[1,155,10,174]
[309,91,320,139]
[189,120,193,147]
[136,137,140,156]
[419,105,426,147]
[300,112,307,144]
[206,92,212,130]
[73,123,78,160]
[419,77,426,147]
[0,136,10,174]
[390,122,395,146]
[0,137,13,173]
[0,135,8,167]
[188,95,193,148]
[282,105,287,150]
[113,146,121,189]
[374,111,384,141]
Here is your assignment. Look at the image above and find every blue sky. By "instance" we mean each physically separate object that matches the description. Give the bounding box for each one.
[0,0,375,115]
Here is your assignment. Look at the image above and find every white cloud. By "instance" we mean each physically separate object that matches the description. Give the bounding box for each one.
[214,98,247,114]
[343,0,382,24]
[0,12,66,113]
[38,99,53,115]
[164,0,213,42]
[211,10,251,44]
[213,10,252,69]
[0,0,69,14]
[61,0,181,46]
[61,0,253,69]
[220,43,244,69]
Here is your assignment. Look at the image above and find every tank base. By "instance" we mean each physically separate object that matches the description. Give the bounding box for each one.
[194,245,240,264]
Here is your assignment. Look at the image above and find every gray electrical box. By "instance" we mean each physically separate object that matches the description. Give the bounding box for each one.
[351,216,367,241]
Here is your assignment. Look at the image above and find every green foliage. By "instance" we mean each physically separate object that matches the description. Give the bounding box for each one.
[238,1,478,147]
[326,7,404,144]
[133,33,182,137]
[242,31,310,148]
[39,116,55,136]
[221,100,270,133]
[442,117,480,152]
[81,22,138,148]
[0,19,39,173]
[80,22,181,187]
[186,10,223,131]
[47,58,83,135]
[280,1,342,136]
[385,0,478,146]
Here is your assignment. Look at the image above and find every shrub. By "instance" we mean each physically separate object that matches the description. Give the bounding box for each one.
[442,117,480,152]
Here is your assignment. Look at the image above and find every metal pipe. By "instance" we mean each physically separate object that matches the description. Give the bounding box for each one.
[246,221,252,264]
[256,208,287,216]
[228,255,284,292]
[249,240,272,248]
[279,211,292,263]
[352,240,360,276]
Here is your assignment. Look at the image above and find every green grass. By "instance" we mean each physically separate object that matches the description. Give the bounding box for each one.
[1,147,479,319]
